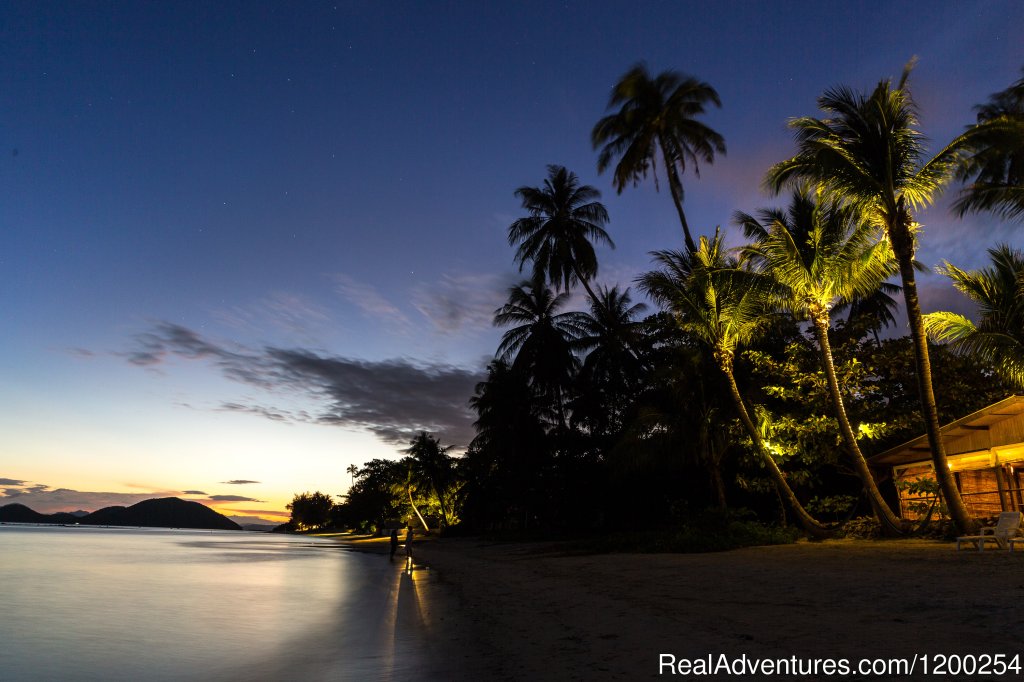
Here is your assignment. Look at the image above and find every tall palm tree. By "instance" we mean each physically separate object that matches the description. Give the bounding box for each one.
[763,63,979,533]
[924,245,1024,389]
[592,64,725,254]
[638,231,829,537]
[494,277,588,427]
[953,67,1024,221]
[508,165,615,303]
[737,190,903,532]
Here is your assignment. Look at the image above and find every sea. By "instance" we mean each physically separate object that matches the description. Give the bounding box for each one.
[0,525,458,681]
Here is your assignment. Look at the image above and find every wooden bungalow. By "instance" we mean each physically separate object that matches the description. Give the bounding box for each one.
[870,394,1024,519]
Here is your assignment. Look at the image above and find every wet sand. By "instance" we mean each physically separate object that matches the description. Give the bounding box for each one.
[402,538,1024,680]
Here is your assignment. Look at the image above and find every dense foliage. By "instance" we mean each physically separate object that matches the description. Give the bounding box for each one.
[294,64,1022,545]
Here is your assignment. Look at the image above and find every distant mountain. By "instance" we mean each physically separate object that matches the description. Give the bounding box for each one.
[0,497,241,531]
[227,515,278,532]
[0,503,50,523]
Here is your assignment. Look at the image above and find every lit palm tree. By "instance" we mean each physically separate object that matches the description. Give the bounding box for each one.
[953,67,1024,221]
[404,432,456,529]
[764,62,978,533]
[924,245,1024,389]
[592,64,725,254]
[737,190,903,532]
[494,277,587,428]
[508,165,614,303]
[638,231,829,537]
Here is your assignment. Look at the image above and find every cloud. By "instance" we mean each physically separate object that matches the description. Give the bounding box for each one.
[221,480,261,485]
[411,272,513,335]
[125,322,483,446]
[331,274,413,331]
[0,486,177,514]
[207,495,264,502]
[182,490,207,495]
[0,478,26,486]
[211,291,332,340]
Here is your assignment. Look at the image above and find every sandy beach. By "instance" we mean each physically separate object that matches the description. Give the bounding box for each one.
[379,537,1024,680]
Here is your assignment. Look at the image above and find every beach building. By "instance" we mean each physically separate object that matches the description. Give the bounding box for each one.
[870,394,1024,519]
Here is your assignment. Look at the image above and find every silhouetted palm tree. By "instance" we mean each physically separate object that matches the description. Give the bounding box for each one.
[924,245,1024,389]
[638,231,829,537]
[764,62,978,533]
[592,64,725,253]
[508,165,614,303]
[573,285,648,436]
[954,67,1024,221]
[494,278,587,427]
[738,190,902,531]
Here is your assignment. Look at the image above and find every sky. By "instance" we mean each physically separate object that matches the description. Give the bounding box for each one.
[2,1,1022,522]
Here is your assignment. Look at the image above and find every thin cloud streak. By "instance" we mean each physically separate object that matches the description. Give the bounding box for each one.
[126,322,483,447]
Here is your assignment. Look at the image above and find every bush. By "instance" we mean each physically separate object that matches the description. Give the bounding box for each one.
[593,508,800,553]
[838,516,881,539]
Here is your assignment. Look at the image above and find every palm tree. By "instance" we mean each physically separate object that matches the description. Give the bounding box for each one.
[508,165,614,303]
[494,277,588,427]
[763,63,979,533]
[404,432,457,529]
[467,359,552,527]
[346,464,359,488]
[592,64,725,253]
[573,285,648,436]
[737,190,903,532]
[924,245,1024,389]
[638,231,829,537]
[953,67,1024,221]
[833,282,901,346]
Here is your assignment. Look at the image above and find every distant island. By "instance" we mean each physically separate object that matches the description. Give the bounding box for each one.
[0,497,242,531]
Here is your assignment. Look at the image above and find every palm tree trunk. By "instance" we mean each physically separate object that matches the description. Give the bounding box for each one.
[889,212,977,535]
[660,146,698,254]
[719,358,830,537]
[571,263,601,304]
[408,486,430,532]
[811,314,903,533]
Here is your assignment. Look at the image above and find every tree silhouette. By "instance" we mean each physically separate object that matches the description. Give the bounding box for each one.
[592,63,725,253]
[509,165,614,303]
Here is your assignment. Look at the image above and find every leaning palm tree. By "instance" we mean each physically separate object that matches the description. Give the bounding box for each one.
[508,165,615,303]
[924,245,1024,389]
[953,67,1024,221]
[638,231,829,537]
[494,277,588,428]
[764,62,978,533]
[737,190,903,532]
[592,64,725,254]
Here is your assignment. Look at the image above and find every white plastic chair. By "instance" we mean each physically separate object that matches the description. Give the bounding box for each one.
[957,511,1023,551]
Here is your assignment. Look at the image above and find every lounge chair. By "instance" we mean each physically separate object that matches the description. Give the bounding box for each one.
[956,511,1023,551]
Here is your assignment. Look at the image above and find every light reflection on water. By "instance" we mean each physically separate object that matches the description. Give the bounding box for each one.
[0,526,444,681]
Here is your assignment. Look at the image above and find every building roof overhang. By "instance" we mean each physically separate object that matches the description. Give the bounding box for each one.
[869,394,1024,467]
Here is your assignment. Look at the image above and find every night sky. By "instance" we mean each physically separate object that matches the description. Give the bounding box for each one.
[3,1,1022,521]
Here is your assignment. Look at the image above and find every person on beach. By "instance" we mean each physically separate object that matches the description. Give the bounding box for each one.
[389,529,398,561]
[404,526,414,567]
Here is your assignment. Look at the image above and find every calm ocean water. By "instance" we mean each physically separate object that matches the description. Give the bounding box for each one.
[0,525,453,681]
